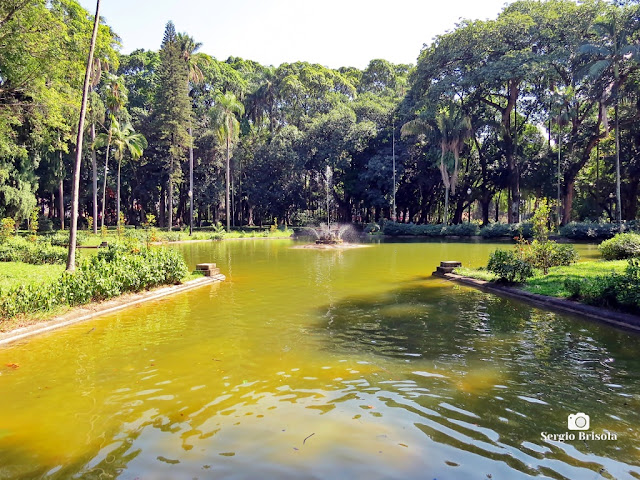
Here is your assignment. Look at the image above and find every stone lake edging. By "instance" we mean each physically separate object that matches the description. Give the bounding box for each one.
[436,271,640,333]
[0,274,226,347]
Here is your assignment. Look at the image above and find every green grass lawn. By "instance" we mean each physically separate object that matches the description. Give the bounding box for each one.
[454,266,497,281]
[0,262,65,290]
[522,260,627,298]
[455,260,628,298]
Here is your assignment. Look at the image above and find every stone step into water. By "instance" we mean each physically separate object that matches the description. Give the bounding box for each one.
[433,261,462,276]
[196,263,220,276]
[440,261,462,268]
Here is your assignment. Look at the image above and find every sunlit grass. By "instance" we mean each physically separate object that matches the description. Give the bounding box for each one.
[522,260,627,297]
[0,263,65,290]
[456,260,628,298]
[454,266,496,281]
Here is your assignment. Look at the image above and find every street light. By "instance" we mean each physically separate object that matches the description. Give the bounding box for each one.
[467,187,472,223]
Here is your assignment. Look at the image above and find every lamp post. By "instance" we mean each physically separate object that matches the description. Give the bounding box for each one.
[467,187,472,223]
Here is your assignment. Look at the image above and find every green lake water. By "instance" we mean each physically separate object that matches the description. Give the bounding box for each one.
[0,239,639,479]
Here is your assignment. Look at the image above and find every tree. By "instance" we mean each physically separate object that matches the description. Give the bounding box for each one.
[95,119,147,231]
[88,57,106,234]
[66,0,101,272]
[211,92,244,231]
[155,21,191,231]
[580,4,640,223]
[99,73,128,229]
[177,32,209,235]
[402,103,472,224]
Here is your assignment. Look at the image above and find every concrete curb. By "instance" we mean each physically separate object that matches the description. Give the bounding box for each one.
[435,272,640,333]
[0,274,226,347]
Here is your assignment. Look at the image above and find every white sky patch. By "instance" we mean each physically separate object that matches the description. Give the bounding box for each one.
[78,0,511,68]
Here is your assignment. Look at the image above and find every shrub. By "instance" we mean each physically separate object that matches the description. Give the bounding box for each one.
[559,221,636,240]
[0,243,189,319]
[443,223,480,236]
[523,240,579,274]
[43,231,87,247]
[599,233,640,260]
[364,223,380,234]
[487,249,534,283]
[0,218,16,242]
[479,222,533,239]
[383,221,478,237]
[565,259,640,313]
[0,236,67,264]
[28,208,38,241]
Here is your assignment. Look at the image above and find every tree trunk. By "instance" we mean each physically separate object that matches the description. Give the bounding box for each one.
[58,174,64,231]
[117,157,121,232]
[614,99,622,224]
[189,125,194,236]
[562,180,574,225]
[66,0,100,271]
[624,177,639,220]
[91,123,98,234]
[100,132,111,229]
[226,136,231,232]
[168,156,173,231]
[453,194,464,224]
[159,184,166,227]
[443,186,450,225]
[507,82,520,223]
[480,193,491,226]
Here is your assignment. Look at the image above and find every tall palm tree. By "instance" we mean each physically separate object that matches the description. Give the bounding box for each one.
[99,73,128,229]
[211,92,244,231]
[66,0,101,272]
[88,56,108,234]
[402,104,472,224]
[95,119,147,232]
[177,33,210,235]
[247,68,277,133]
[580,5,640,223]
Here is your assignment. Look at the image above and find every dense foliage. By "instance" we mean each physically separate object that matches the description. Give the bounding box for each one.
[565,259,640,313]
[487,249,535,283]
[0,237,68,264]
[487,200,578,280]
[0,243,188,319]
[1,0,639,232]
[599,232,640,259]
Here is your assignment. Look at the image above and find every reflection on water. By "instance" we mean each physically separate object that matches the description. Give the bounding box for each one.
[0,239,638,479]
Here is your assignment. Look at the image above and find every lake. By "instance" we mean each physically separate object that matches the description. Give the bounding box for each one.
[0,239,638,479]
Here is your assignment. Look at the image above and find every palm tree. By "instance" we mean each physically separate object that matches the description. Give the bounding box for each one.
[66,0,101,272]
[177,33,210,235]
[99,73,128,229]
[402,104,471,224]
[211,92,244,231]
[95,119,147,232]
[580,5,640,223]
[247,68,277,133]
[88,56,108,234]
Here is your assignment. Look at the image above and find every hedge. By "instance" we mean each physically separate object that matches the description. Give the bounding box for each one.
[0,243,189,319]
